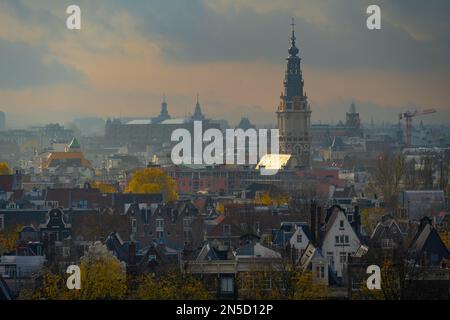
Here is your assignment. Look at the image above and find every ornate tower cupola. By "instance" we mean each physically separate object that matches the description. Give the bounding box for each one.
[153,95,171,123]
[159,95,170,121]
[192,94,205,121]
[276,18,312,169]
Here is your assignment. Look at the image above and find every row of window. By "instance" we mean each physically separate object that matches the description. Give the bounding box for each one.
[335,235,349,245]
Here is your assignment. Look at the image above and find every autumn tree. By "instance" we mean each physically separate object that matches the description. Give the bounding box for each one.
[0,162,11,175]
[74,241,127,300]
[291,270,329,300]
[238,269,287,300]
[31,268,65,300]
[256,191,288,207]
[0,225,22,255]
[373,254,426,300]
[126,168,178,201]
[90,181,117,193]
[136,271,211,300]
[370,151,405,206]
[32,242,127,300]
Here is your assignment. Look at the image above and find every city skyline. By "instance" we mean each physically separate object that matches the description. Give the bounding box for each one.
[1,0,450,128]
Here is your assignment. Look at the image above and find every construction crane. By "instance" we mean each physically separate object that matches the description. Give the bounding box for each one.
[399,108,436,148]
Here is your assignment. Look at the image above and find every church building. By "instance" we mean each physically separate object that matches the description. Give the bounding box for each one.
[277,19,312,169]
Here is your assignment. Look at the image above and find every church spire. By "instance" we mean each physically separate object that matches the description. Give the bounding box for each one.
[192,94,205,121]
[288,17,299,57]
[277,18,311,169]
[157,94,170,122]
[283,18,304,102]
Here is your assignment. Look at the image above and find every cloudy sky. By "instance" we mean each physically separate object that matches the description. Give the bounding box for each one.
[1,0,449,128]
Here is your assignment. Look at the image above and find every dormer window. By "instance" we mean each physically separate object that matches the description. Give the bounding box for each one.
[339,220,344,229]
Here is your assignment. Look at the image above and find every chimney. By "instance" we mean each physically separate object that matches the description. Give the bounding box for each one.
[310,202,317,244]
[316,206,322,245]
[354,206,361,238]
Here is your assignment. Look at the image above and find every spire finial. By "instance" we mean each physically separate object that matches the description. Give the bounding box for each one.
[163,93,166,103]
[288,17,299,56]
[291,17,296,42]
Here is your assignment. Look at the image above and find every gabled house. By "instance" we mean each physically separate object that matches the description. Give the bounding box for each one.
[272,222,314,260]
[407,218,450,267]
[205,215,243,249]
[126,200,203,249]
[369,216,405,251]
[321,206,361,280]
[297,242,328,285]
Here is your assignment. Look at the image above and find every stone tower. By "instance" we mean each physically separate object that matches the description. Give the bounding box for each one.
[276,19,311,168]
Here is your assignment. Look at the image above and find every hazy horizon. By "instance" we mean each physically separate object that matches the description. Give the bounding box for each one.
[1,0,449,128]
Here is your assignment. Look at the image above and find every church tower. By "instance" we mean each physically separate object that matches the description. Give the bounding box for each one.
[277,19,311,169]
[192,94,205,121]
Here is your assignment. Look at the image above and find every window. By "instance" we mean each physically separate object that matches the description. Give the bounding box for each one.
[339,220,344,229]
[223,224,231,236]
[0,215,4,231]
[297,234,303,243]
[156,219,164,230]
[316,265,325,279]
[352,279,363,291]
[381,238,394,249]
[339,252,348,264]
[336,235,349,245]
[327,252,334,268]
[148,255,156,262]
[131,218,137,233]
[156,231,164,239]
[183,218,192,229]
[221,277,234,293]
[62,247,70,258]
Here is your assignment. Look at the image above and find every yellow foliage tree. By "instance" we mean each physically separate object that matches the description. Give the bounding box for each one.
[256,191,288,207]
[73,242,127,300]
[291,271,329,300]
[0,225,22,254]
[126,168,178,201]
[33,242,127,300]
[238,270,285,300]
[91,181,117,193]
[32,269,64,300]
[136,271,211,300]
[0,162,11,175]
